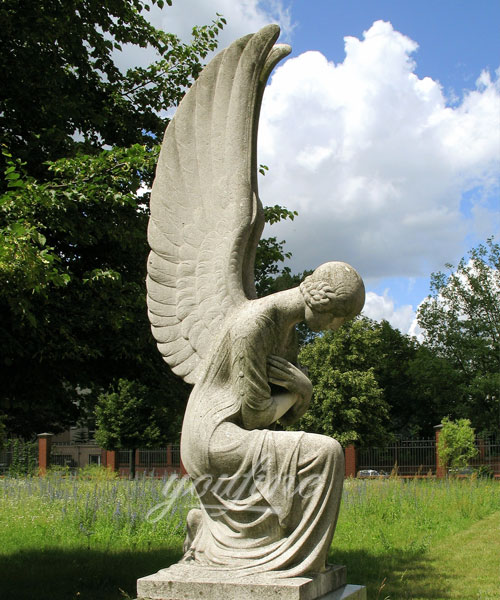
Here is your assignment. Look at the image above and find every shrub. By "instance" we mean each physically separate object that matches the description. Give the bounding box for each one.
[438,417,478,471]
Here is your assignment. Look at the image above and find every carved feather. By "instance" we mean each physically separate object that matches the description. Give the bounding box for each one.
[147,25,291,385]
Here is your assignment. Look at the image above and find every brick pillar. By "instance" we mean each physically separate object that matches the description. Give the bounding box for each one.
[106,450,117,472]
[434,424,445,478]
[38,433,53,475]
[344,444,357,478]
[166,445,172,468]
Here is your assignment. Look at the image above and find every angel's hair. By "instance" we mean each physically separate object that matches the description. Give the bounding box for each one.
[300,262,365,318]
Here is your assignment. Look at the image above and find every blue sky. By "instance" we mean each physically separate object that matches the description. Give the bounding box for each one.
[136,0,500,334]
[289,1,500,94]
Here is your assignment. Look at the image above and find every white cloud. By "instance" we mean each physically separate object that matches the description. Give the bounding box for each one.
[156,0,294,45]
[362,290,416,334]
[113,0,294,73]
[258,20,500,281]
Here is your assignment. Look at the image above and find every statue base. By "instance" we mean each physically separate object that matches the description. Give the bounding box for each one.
[137,563,366,600]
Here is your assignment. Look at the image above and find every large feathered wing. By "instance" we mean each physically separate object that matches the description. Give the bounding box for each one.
[146,25,291,385]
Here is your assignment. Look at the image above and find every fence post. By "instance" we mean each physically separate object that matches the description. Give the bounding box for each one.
[345,444,357,478]
[434,424,445,478]
[106,450,117,472]
[38,433,53,475]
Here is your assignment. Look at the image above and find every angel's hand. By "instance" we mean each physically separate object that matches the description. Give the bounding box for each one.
[267,355,313,399]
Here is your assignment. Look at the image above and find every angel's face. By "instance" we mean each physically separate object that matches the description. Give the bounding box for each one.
[305,306,346,332]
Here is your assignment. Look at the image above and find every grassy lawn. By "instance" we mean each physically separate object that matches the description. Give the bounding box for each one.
[333,478,500,599]
[0,471,499,600]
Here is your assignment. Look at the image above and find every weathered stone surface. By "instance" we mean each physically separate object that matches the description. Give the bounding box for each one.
[145,21,365,581]
[137,564,346,600]
[324,585,367,600]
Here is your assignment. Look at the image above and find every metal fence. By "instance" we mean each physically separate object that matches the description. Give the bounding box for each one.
[469,436,500,476]
[117,446,181,469]
[30,436,500,478]
[357,439,436,476]
[357,436,500,477]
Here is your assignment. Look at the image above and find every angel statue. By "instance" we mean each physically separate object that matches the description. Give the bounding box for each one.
[146,25,365,577]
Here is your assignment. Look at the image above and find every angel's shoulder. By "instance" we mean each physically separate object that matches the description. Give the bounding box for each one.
[230,300,278,342]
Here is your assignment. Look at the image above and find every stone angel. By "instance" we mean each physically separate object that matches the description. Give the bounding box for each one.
[146,24,365,577]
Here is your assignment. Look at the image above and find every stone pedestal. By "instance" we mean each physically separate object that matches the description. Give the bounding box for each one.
[137,564,366,600]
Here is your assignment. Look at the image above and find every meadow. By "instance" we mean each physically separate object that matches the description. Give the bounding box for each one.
[0,467,499,600]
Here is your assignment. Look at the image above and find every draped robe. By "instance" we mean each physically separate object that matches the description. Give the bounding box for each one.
[180,300,344,576]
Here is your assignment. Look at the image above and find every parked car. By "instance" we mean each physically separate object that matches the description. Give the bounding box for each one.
[357,469,389,478]
[447,466,475,477]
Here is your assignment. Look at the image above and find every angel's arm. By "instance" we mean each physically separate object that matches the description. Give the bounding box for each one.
[267,356,312,426]
[234,322,311,430]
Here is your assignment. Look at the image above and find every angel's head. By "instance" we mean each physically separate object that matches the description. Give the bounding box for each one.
[300,261,365,332]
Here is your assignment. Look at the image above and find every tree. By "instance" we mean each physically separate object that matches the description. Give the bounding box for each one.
[0,0,225,180]
[95,378,174,478]
[295,319,391,447]
[0,5,308,438]
[0,1,223,436]
[373,320,463,438]
[0,145,174,436]
[405,345,464,436]
[0,143,301,436]
[437,417,478,472]
[417,239,500,435]
[254,204,298,297]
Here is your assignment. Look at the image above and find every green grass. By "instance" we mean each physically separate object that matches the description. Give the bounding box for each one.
[332,477,500,599]
[0,471,499,600]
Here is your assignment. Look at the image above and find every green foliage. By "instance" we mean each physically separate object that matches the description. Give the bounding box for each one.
[0,0,224,437]
[375,321,464,438]
[95,379,169,452]
[417,238,500,435]
[76,464,119,481]
[291,315,469,442]
[0,0,225,180]
[294,315,462,443]
[255,204,298,297]
[437,417,478,471]
[1,439,38,476]
[296,319,391,446]
[0,8,301,438]
[1,144,194,437]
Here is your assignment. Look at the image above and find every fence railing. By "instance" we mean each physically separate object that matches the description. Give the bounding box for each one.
[117,447,181,469]
[356,436,500,477]
[357,439,436,476]
[49,443,181,473]
[469,437,500,475]
[34,434,500,478]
